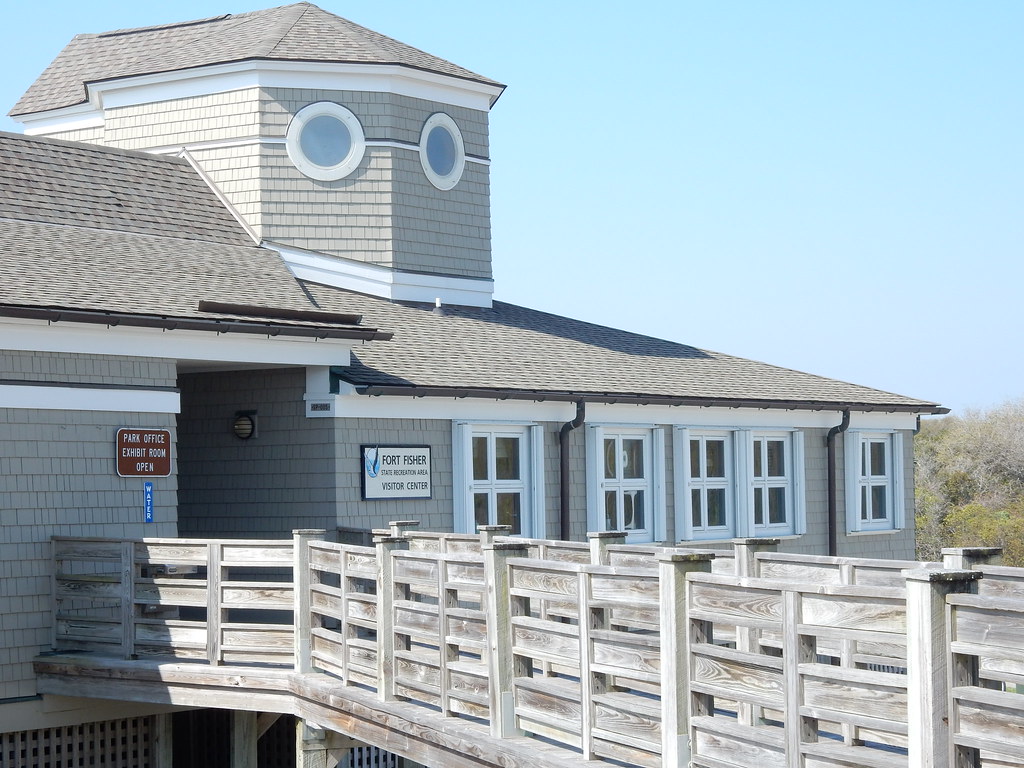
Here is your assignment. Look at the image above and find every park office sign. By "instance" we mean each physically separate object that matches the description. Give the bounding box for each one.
[116,428,172,477]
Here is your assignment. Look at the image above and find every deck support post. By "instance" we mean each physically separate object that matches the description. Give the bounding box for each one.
[376,535,409,701]
[905,568,981,768]
[659,552,714,767]
[152,713,173,768]
[483,542,529,738]
[230,710,257,768]
[294,529,327,674]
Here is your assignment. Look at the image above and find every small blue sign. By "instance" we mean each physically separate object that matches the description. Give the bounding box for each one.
[144,481,154,523]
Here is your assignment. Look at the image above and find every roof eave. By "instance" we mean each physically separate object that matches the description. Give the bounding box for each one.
[0,305,392,342]
[352,384,948,415]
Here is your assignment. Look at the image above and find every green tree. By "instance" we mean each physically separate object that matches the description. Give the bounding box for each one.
[915,399,1024,565]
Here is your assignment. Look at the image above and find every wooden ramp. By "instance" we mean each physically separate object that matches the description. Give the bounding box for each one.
[36,528,1024,767]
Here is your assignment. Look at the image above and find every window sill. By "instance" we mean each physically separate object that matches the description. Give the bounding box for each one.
[846,528,902,537]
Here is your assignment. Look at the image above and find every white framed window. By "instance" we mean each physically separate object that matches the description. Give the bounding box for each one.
[675,428,804,540]
[453,423,544,536]
[751,433,794,534]
[677,430,733,540]
[286,102,366,181]
[419,112,466,190]
[587,426,665,543]
[845,431,905,532]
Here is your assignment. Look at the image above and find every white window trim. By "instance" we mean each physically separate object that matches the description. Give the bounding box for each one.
[675,428,805,541]
[747,430,805,537]
[586,425,665,543]
[674,428,734,541]
[453,422,544,537]
[286,101,366,181]
[419,112,466,190]
[845,430,905,533]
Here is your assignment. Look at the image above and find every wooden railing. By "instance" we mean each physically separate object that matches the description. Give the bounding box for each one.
[49,531,1024,767]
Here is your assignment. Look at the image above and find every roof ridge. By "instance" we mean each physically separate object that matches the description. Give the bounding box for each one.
[262,3,320,59]
[90,5,312,39]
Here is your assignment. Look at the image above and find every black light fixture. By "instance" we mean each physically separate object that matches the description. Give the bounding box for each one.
[232,411,257,440]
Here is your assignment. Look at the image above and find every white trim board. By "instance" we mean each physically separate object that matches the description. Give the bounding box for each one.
[312,393,920,430]
[0,319,354,368]
[17,60,503,134]
[273,242,494,308]
[0,383,180,413]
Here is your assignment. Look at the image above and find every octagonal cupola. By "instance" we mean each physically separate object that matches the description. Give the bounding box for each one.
[10,3,505,307]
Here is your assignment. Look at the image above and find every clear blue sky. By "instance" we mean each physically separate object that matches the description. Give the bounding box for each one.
[2,2,1021,415]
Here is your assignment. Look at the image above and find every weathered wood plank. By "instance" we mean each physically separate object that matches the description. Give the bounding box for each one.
[801,593,906,633]
[690,716,785,768]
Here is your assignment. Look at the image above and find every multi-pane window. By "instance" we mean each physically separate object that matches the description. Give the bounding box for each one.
[688,434,731,537]
[603,432,650,535]
[846,431,903,532]
[470,429,528,534]
[859,437,891,525]
[752,435,792,531]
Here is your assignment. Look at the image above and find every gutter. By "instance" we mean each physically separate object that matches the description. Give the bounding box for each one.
[826,410,851,557]
[356,384,949,415]
[0,305,392,342]
[559,401,586,541]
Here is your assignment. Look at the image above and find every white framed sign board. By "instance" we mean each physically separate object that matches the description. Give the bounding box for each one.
[361,445,432,500]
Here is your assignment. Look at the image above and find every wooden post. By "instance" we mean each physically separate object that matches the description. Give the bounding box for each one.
[905,568,982,768]
[151,713,173,768]
[389,520,420,538]
[659,551,713,767]
[230,710,257,768]
[295,719,329,768]
[121,540,136,660]
[207,542,223,666]
[732,537,780,578]
[376,535,408,701]
[294,529,326,674]
[731,538,777,728]
[483,541,529,738]
[783,589,818,765]
[478,524,512,546]
[941,547,1002,570]
[588,530,626,566]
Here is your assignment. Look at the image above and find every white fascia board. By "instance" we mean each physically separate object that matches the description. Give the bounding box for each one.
[271,242,494,308]
[20,103,105,135]
[581,403,920,430]
[0,318,353,367]
[18,61,501,136]
[320,394,577,422]
[312,393,919,429]
[0,383,179,413]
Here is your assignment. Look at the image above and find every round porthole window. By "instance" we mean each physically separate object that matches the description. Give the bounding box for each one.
[419,113,465,190]
[286,102,365,181]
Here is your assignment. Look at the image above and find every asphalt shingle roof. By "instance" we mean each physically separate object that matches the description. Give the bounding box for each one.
[0,132,373,335]
[0,131,940,410]
[302,283,944,411]
[12,3,502,117]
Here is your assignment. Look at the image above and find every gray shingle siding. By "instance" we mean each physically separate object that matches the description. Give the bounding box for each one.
[0,351,178,700]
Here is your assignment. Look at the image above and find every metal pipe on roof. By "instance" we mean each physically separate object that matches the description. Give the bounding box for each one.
[559,400,586,542]
[826,410,851,557]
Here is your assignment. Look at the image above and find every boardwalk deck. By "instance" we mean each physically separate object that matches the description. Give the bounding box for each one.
[36,529,1024,767]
